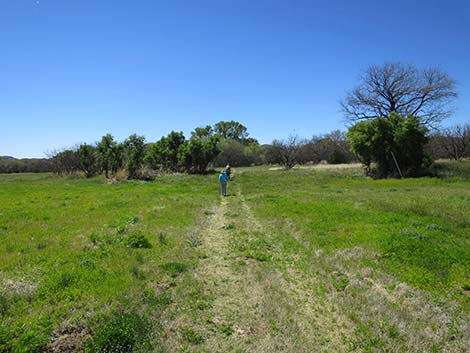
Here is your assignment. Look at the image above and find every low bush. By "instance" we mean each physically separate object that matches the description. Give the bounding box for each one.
[124,234,152,249]
[132,167,159,181]
[86,311,150,353]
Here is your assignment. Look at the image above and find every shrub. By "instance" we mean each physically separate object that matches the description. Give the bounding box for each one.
[132,167,158,181]
[347,113,429,178]
[124,234,152,249]
[86,312,149,353]
[55,271,77,291]
[17,329,49,353]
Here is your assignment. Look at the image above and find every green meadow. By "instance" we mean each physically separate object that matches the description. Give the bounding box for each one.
[0,162,469,352]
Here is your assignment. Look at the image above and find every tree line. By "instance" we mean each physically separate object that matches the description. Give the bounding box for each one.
[0,157,52,174]
[1,121,468,177]
[2,62,468,178]
[46,121,262,179]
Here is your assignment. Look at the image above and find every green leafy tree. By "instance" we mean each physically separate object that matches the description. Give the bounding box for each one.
[213,139,248,167]
[178,136,220,173]
[347,113,429,178]
[241,137,260,146]
[50,149,80,175]
[78,144,98,178]
[214,121,249,141]
[392,115,429,175]
[96,134,119,178]
[123,134,146,179]
[145,131,186,171]
[191,125,213,139]
[110,143,124,175]
[213,139,263,167]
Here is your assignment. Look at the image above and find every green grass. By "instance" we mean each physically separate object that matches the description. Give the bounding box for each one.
[238,163,470,304]
[0,173,218,352]
[1,162,469,352]
[432,159,470,180]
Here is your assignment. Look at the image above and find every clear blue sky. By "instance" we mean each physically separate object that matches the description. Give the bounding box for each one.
[1,0,469,158]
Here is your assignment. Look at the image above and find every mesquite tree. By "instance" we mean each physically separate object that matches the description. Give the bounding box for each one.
[341,62,457,127]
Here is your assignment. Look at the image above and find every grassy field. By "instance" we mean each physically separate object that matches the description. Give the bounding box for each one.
[0,173,219,352]
[0,162,469,352]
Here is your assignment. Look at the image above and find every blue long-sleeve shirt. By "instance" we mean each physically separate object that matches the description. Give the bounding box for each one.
[219,172,229,184]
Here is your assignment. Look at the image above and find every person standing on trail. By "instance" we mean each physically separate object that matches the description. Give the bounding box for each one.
[219,169,229,196]
[225,164,232,179]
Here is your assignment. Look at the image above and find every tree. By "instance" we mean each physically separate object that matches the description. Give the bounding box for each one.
[341,62,457,127]
[214,139,249,167]
[241,137,260,147]
[270,135,305,169]
[178,135,220,173]
[347,113,429,178]
[145,131,186,171]
[49,148,80,175]
[214,121,249,141]
[77,144,98,178]
[425,133,448,160]
[439,123,470,160]
[0,157,53,173]
[191,125,213,139]
[122,134,146,179]
[243,139,264,165]
[96,134,119,178]
[110,143,124,175]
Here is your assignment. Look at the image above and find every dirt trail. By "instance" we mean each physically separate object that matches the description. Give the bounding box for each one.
[190,195,305,352]
[161,191,355,352]
[159,185,469,352]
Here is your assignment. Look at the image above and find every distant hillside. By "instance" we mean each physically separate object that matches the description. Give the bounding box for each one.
[0,156,16,160]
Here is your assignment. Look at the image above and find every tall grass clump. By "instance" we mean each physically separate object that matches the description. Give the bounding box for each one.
[86,311,150,353]
[124,233,152,249]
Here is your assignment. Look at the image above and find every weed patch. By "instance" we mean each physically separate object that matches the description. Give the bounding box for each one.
[143,290,172,308]
[158,232,168,245]
[160,262,189,277]
[187,233,202,247]
[181,327,205,345]
[131,265,145,280]
[86,311,150,353]
[124,233,152,249]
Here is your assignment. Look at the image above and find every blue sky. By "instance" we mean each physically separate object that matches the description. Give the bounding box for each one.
[1,0,469,158]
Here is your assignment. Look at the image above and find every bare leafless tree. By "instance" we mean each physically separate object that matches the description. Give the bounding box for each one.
[341,62,457,127]
[440,123,470,160]
[270,135,305,169]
